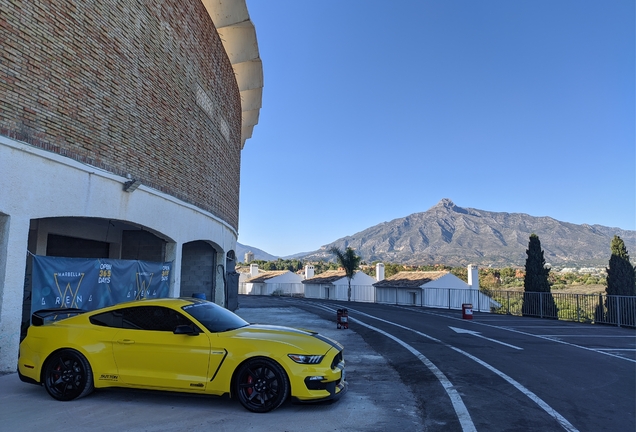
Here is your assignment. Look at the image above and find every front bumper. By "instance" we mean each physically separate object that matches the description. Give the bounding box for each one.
[292,376,348,404]
[288,349,347,404]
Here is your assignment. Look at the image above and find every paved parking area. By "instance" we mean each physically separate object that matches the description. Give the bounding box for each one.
[4,296,633,431]
[0,303,422,432]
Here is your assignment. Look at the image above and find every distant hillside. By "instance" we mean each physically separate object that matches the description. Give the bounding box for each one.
[235,243,279,262]
[300,199,636,267]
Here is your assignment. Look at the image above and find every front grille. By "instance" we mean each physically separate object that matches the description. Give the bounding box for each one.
[331,350,343,369]
[304,377,337,393]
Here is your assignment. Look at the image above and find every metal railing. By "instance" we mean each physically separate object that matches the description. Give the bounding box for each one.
[486,290,636,328]
[239,282,375,301]
[238,282,636,328]
[376,287,496,312]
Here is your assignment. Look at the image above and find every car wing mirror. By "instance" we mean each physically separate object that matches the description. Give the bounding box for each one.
[173,325,199,336]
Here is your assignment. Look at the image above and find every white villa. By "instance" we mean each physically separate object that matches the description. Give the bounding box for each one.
[239,264,304,296]
[302,265,376,302]
[374,265,498,311]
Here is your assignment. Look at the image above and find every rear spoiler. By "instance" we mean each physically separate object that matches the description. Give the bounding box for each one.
[31,308,86,326]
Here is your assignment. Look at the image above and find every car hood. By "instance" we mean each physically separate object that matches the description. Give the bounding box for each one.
[230,324,343,354]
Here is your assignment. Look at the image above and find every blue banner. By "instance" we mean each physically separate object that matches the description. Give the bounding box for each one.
[31,256,172,315]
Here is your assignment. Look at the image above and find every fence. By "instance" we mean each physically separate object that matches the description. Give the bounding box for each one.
[238,282,636,328]
[487,290,636,328]
[240,283,375,302]
[304,284,375,303]
[376,287,497,312]
[239,282,303,296]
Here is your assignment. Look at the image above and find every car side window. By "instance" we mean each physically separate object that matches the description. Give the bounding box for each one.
[91,306,198,332]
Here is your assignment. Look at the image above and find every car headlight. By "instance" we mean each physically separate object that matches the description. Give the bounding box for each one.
[288,354,324,364]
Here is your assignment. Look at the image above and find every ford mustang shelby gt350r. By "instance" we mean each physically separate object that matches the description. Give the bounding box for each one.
[18,298,347,412]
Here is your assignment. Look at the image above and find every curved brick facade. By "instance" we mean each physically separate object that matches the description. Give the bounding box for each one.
[0,0,242,229]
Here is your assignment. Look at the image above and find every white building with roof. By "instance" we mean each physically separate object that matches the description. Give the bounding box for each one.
[302,265,376,302]
[374,265,498,311]
[241,264,304,296]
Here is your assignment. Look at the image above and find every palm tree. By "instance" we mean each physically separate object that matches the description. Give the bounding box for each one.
[329,246,361,302]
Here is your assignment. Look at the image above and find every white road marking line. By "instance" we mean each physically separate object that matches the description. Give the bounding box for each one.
[504,326,601,328]
[343,306,580,432]
[593,348,636,352]
[310,303,476,432]
[397,306,636,363]
[449,326,523,350]
[538,335,635,338]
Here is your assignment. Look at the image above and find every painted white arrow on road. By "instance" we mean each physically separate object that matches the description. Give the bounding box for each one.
[450,327,523,350]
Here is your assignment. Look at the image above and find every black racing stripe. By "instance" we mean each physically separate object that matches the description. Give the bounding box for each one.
[313,333,341,350]
[249,324,312,335]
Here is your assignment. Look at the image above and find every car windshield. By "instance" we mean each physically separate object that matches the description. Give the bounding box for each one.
[182,301,248,333]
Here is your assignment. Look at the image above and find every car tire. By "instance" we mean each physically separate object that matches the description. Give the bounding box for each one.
[234,357,290,413]
[43,349,94,401]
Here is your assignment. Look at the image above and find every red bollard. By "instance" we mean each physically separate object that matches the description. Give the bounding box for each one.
[337,308,349,329]
[462,303,473,320]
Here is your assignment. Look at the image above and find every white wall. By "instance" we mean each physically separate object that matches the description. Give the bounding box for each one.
[424,273,469,289]
[269,272,304,284]
[0,137,238,372]
[303,271,376,302]
[331,271,376,287]
[243,272,305,296]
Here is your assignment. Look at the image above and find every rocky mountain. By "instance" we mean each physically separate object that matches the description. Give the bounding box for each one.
[235,243,279,262]
[300,199,636,267]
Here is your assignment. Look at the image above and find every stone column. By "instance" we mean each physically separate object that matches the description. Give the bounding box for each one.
[0,214,30,373]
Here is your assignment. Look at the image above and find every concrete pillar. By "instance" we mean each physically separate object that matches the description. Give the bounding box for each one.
[0,215,30,373]
[166,241,182,298]
[214,250,225,307]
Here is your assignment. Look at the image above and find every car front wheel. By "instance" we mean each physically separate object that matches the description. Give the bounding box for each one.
[234,357,290,413]
[43,349,94,401]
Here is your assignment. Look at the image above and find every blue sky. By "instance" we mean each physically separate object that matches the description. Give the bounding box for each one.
[238,0,635,257]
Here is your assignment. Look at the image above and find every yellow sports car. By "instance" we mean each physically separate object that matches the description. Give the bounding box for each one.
[18,297,347,412]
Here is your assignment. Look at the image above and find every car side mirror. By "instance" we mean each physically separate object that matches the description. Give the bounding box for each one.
[173,325,199,336]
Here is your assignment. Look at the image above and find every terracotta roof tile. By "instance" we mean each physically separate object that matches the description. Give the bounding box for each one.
[302,270,347,285]
[373,271,448,288]
[245,270,289,283]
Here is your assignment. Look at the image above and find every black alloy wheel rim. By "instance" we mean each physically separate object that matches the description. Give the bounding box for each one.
[238,365,281,410]
[45,355,87,400]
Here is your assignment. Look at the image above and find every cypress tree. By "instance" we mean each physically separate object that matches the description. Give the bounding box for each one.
[522,234,558,318]
[606,236,636,296]
[605,236,636,326]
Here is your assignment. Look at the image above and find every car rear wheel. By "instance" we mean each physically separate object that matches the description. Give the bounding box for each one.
[43,349,94,401]
[234,357,289,413]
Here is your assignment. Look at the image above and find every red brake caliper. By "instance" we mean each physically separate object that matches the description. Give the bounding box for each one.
[246,375,253,396]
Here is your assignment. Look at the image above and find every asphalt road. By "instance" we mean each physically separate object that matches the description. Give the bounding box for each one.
[1,295,634,431]
[272,296,636,432]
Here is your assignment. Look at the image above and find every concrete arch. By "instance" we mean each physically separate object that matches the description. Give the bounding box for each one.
[0,136,239,372]
[0,0,258,376]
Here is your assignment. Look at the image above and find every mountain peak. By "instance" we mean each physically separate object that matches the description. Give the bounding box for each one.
[308,201,636,267]
[436,198,455,208]
[433,198,468,214]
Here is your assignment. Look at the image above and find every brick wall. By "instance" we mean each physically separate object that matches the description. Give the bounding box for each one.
[0,0,242,229]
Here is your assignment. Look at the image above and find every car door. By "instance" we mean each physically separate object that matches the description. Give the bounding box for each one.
[108,305,212,390]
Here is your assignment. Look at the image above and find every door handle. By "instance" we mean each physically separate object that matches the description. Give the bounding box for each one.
[117,339,135,344]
